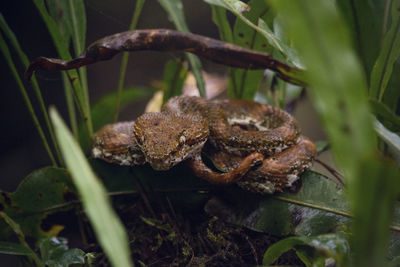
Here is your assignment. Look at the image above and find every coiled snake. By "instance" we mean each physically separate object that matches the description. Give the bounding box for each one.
[92,96,316,194]
[26,29,315,194]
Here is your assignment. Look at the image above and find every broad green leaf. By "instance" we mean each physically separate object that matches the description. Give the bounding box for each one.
[262,234,350,266]
[39,237,85,267]
[205,171,349,237]
[228,0,273,100]
[336,0,382,78]
[162,59,188,103]
[0,167,75,240]
[211,5,233,43]
[0,241,33,256]
[370,99,400,132]
[50,108,132,267]
[370,0,400,100]
[157,0,206,97]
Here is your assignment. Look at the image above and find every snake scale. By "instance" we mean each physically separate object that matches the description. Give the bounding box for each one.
[93,96,316,194]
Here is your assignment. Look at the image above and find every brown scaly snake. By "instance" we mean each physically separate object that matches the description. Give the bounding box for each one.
[93,95,316,194]
[26,29,315,194]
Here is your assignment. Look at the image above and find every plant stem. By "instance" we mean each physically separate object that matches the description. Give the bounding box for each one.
[0,33,57,166]
[0,13,63,166]
[0,212,43,267]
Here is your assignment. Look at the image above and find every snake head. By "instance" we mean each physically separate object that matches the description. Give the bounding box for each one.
[133,112,209,170]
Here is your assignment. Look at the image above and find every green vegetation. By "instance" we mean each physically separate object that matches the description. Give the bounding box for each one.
[1,0,399,266]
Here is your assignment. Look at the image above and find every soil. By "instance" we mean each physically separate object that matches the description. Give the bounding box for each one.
[83,194,304,267]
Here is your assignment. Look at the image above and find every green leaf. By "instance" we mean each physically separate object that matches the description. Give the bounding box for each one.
[33,0,93,137]
[0,241,33,256]
[257,18,300,66]
[374,118,400,163]
[262,234,350,266]
[114,0,146,122]
[157,0,206,97]
[228,0,273,100]
[91,87,150,132]
[50,108,133,267]
[203,0,249,14]
[383,60,400,111]
[0,167,76,239]
[370,0,400,100]
[162,59,188,103]
[370,99,400,132]
[205,171,349,237]
[336,0,382,78]
[39,237,85,267]
[79,87,151,153]
[315,141,330,155]
[0,13,63,165]
[203,0,285,55]
[45,1,72,45]
[211,5,233,43]
[0,28,57,166]
[268,2,399,266]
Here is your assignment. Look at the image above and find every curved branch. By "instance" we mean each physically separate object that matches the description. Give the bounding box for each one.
[26,29,306,85]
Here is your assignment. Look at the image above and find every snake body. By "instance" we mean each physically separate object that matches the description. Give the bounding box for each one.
[92,96,316,193]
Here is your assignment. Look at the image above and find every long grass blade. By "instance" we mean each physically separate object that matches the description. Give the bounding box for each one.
[114,0,145,122]
[0,13,63,166]
[0,32,57,166]
[67,0,91,135]
[370,0,400,101]
[32,0,93,137]
[50,108,133,267]
[157,0,206,97]
[62,72,78,137]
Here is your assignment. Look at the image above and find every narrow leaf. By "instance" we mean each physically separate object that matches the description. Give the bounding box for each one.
[157,0,206,97]
[0,241,33,256]
[114,0,146,122]
[336,0,382,77]
[0,32,57,166]
[50,108,133,267]
[370,0,400,100]
[370,99,400,132]
[211,5,233,43]
[263,234,349,266]
[33,0,93,137]
[162,59,188,103]
[229,0,272,100]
